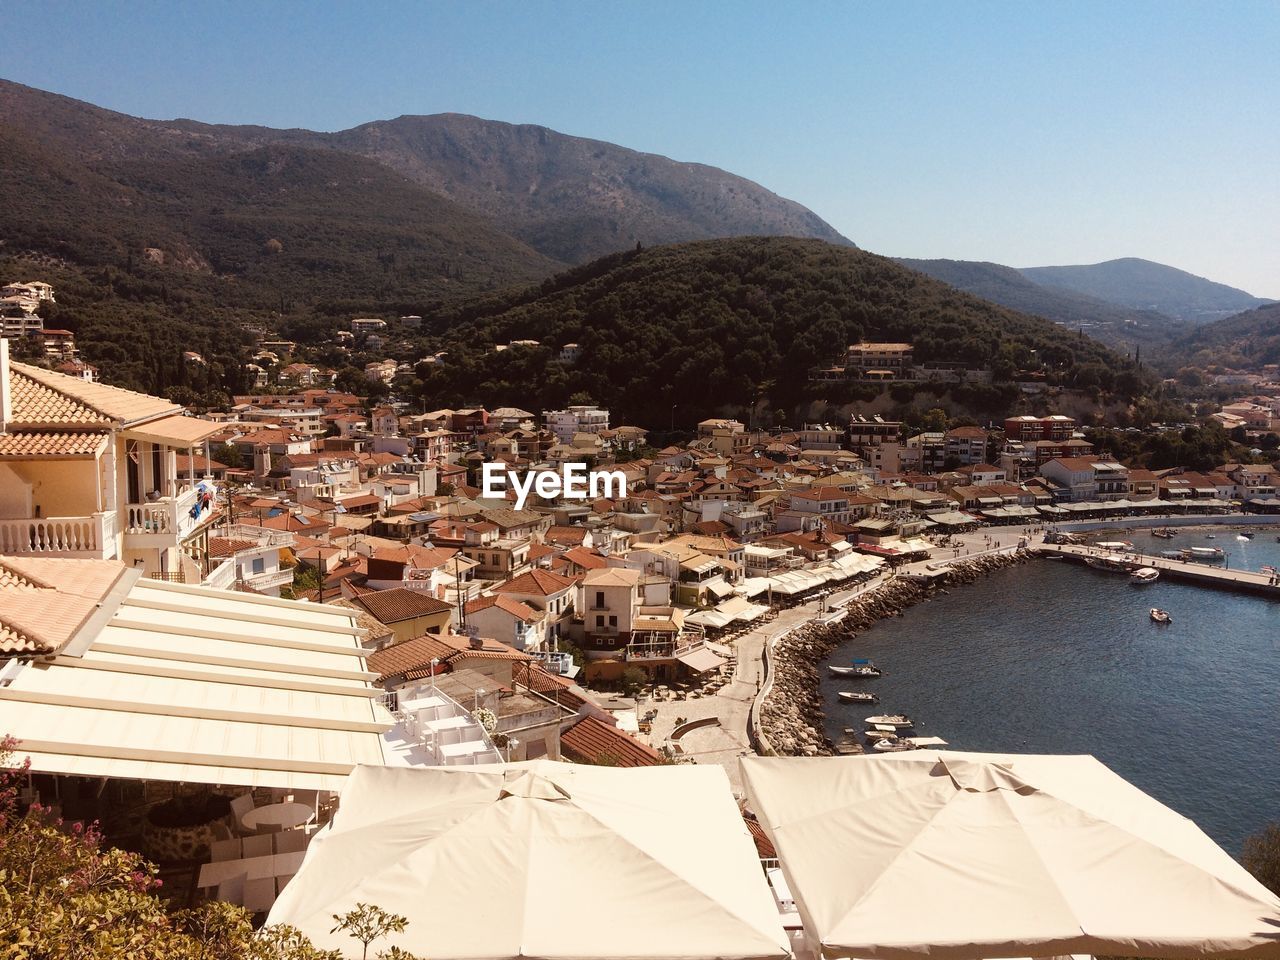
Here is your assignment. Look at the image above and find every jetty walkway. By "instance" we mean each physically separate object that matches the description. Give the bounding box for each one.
[1036,542,1280,598]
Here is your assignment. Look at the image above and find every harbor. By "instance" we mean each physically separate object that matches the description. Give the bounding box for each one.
[1037,541,1280,597]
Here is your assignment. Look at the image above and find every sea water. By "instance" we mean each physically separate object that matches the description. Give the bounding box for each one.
[821,529,1280,853]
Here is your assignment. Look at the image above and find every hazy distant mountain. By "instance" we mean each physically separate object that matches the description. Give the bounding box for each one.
[0,79,853,268]
[894,257,1189,349]
[1018,258,1272,325]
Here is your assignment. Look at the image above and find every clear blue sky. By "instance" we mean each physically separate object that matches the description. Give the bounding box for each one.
[6,1,1279,296]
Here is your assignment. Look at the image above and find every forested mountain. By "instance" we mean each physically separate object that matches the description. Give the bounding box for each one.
[407,237,1149,428]
[895,258,1187,348]
[0,79,852,267]
[1018,258,1272,325]
[1168,303,1280,368]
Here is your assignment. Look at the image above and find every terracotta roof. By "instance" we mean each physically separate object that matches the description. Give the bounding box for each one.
[465,594,542,623]
[494,569,575,597]
[348,587,453,624]
[367,632,532,680]
[0,555,126,656]
[10,361,179,427]
[0,431,108,458]
[743,815,777,859]
[208,537,259,558]
[561,546,607,570]
[560,715,664,767]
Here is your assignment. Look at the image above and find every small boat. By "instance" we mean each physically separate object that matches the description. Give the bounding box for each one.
[1237,533,1254,541]
[1129,567,1160,585]
[1086,554,1131,573]
[1183,546,1225,562]
[865,714,914,728]
[1206,534,1216,539]
[1150,608,1172,624]
[837,691,879,704]
[1096,540,1134,552]
[1151,528,1176,539]
[828,666,858,677]
[873,736,917,752]
[1160,550,1184,559]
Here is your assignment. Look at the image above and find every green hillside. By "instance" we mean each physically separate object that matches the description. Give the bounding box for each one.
[1169,303,1280,368]
[410,237,1149,427]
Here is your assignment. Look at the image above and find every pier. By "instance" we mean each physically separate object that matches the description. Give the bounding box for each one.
[1036,543,1280,598]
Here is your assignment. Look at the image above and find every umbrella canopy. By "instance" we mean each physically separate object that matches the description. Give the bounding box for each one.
[269,760,790,959]
[742,752,1280,960]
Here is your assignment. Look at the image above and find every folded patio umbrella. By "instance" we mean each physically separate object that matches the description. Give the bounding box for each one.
[742,752,1280,960]
[269,760,790,959]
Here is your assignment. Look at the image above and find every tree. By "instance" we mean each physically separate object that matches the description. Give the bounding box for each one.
[212,443,244,468]
[567,391,597,407]
[330,903,409,960]
[620,666,647,697]
[1242,822,1280,896]
[921,407,949,433]
[0,736,404,957]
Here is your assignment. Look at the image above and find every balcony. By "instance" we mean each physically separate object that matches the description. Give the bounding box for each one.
[123,486,211,547]
[0,511,118,560]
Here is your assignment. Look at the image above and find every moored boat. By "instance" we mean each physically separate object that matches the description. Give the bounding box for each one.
[829,665,857,677]
[1150,607,1172,624]
[1182,546,1225,562]
[865,714,913,728]
[1151,528,1176,539]
[873,736,917,752]
[1129,567,1160,585]
[1086,554,1132,573]
[837,691,878,703]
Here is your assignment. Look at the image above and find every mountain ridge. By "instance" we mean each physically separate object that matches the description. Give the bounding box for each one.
[1017,257,1272,325]
[0,78,854,266]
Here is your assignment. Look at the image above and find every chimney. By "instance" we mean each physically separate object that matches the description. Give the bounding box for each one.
[0,338,10,433]
[469,635,483,650]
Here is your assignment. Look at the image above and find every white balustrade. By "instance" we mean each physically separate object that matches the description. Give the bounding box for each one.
[0,514,112,558]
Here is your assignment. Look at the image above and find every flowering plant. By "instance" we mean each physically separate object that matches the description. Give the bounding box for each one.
[473,707,498,734]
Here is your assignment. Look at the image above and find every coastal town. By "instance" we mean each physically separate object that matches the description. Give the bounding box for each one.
[3,281,1280,947]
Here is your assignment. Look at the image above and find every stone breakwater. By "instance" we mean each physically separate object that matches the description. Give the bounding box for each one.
[760,551,1030,756]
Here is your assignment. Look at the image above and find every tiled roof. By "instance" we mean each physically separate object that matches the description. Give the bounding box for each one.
[0,556,126,656]
[743,815,777,859]
[494,569,574,598]
[560,715,663,768]
[7,367,110,428]
[10,361,179,427]
[561,547,607,570]
[465,594,542,623]
[367,632,532,680]
[208,537,259,559]
[348,587,453,624]
[0,431,109,458]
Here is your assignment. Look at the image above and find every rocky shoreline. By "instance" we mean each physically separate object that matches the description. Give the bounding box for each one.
[759,550,1031,756]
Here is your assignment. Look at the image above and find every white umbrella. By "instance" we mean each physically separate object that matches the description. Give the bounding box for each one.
[742,752,1280,960]
[269,760,790,959]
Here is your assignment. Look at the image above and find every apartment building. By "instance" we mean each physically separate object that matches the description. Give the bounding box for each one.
[845,342,914,380]
[0,340,224,580]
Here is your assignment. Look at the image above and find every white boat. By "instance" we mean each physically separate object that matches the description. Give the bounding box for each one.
[873,736,917,752]
[1086,554,1131,573]
[837,691,878,704]
[828,666,857,677]
[1183,546,1225,561]
[1150,607,1172,624]
[865,714,913,728]
[1129,567,1160,585]
[1096,540,1134,551]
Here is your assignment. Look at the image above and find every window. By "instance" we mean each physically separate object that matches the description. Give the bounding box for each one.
[595,591,604,608]
[596,616,604,627]
[251,557,265,574]
[609,616,617,627]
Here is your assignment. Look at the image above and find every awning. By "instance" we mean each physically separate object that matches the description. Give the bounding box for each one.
[676,646,728,673]
[125,414,224,447]
[706,579,735,599]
